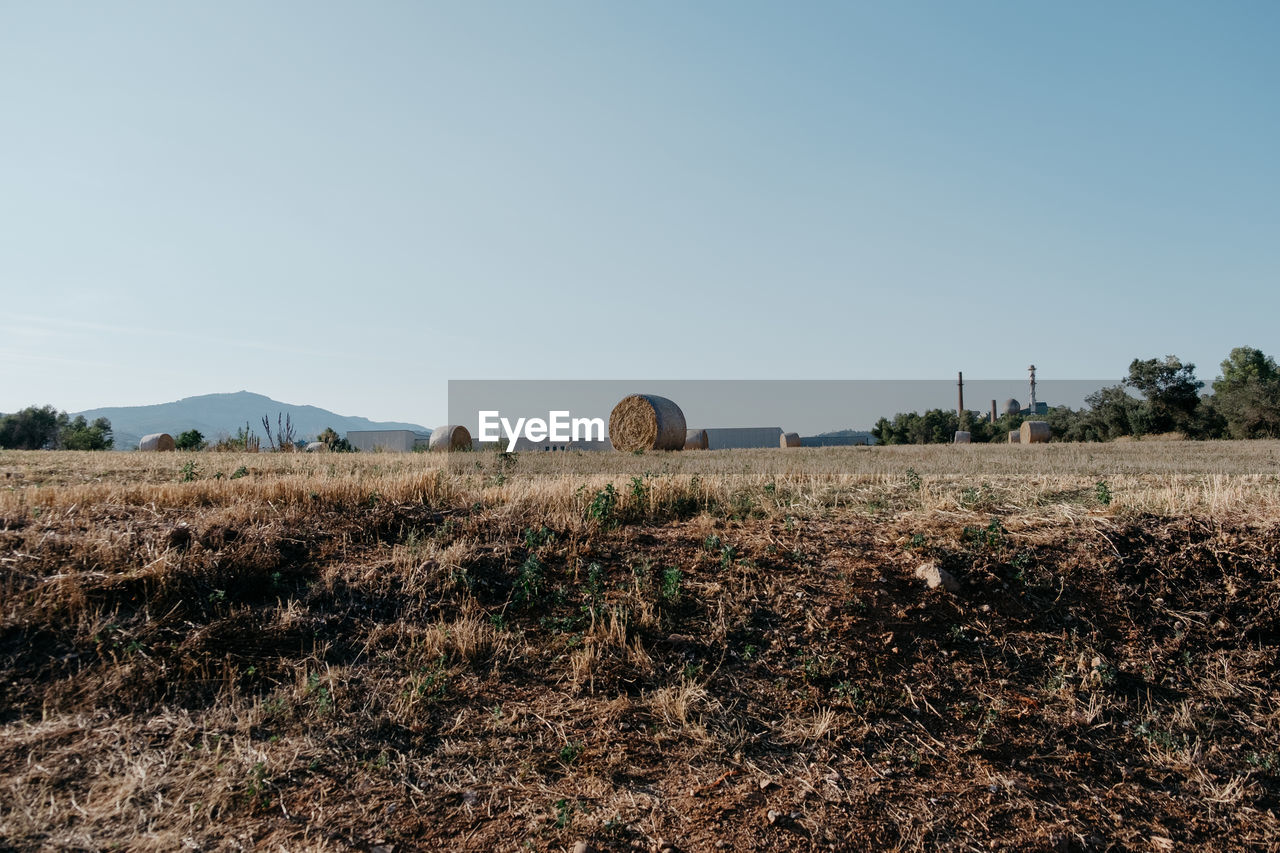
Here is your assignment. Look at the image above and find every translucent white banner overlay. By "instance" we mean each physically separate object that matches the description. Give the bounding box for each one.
[447,379,1117,441]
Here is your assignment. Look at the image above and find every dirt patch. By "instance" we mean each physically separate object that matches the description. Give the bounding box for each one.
[2,499,1279,851]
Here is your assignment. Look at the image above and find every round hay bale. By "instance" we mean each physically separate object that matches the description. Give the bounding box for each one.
[609,395,686,452]
[305,441,328,453]
[953,431,971,444]
[1004,399,1021,416]
[138,433,175,452]
[1007,430,1021,444]
[428,425,472,452]
[684,429,708,450]
[1020,421,1050,444]
[780,432,801,448]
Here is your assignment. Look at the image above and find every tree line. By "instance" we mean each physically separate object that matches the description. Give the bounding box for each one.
[0,406,114,450]
[0,407,357,452]
[872,346,1280,445]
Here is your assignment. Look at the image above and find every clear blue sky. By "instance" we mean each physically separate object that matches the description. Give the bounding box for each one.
[2,2,1276,426]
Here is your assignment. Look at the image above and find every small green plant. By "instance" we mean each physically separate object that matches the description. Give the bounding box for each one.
[230,465,249,480]
[306,672,333,714]
[660,567,682,602]
[516,554,544,604]
[702,534,722,552]
[1095,480,1113,506]
[833,680,864,706]
[409,655,450,702]
[629,475,649,504]
[742,643,758,660]
[558,741,584,765]
[523,525,555,549]
[179,460,199,482]
[963,517,1006,550]
[587,483,617,527]
[582,562,606,616]
[719,544,738,568]
[243,761,272,811]
[905,468,922,491]
[553,797,575,828]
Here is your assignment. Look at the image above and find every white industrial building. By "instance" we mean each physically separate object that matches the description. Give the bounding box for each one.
[345,430,432,452]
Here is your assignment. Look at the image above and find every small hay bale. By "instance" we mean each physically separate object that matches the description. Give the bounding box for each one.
[684,429,709,451]
[1020,421,1050,444]
[305,441,328,453]
[953,431,971,444]
[138,433,175,452]
[780,432,801,448]
[428,425,472,452]
[609,394,686,451]
[1008,430,1021,444]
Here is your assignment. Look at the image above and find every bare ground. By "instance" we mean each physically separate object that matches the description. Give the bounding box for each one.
[2,453,1279,851]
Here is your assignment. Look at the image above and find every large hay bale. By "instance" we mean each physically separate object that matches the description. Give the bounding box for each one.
[305,441,328,453]
[1008,430,1021,444]
[953,431,971,444]
[138,433,175,452]
[1020,421,1050,444]
[609,394,686,451]
[428,425,472,452]
[780,432,801,448]
[684,429,708,450]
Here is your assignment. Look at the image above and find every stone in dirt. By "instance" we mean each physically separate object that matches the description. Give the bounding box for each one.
[914,562,960,593]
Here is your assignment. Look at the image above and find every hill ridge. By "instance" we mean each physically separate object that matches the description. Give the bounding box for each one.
[74,392,431,450]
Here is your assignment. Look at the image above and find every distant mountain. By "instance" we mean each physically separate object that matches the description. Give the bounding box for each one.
[75,391,431,450]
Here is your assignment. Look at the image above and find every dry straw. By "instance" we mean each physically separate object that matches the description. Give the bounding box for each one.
[138,433,175,452]
[684,429,709,450]
[428,425,472,452]
[1021,421,1051,444]
[609,394,687,451]
[781,432,801,448]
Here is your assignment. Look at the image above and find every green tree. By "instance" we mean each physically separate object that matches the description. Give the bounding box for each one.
[871,409,962,444]
[1211,346,1280,438]
[175,429,208,451]
[316,426,356,452]
[0,406,112,450]
[59,415,113,450]
[1124,355,1203,434]
[0,405,63,449]
[1083,385,1145,439]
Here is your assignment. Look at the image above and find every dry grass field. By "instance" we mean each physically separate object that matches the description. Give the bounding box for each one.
[3,442,1280,851]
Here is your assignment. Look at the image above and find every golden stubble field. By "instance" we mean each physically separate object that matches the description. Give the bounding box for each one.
[2,442,1279,851]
